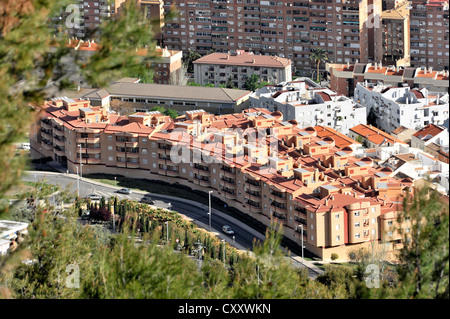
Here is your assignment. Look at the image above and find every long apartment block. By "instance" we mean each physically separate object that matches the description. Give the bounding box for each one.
[30,97,417,260]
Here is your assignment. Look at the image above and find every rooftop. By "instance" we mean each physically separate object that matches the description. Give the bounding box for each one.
[193,51,291,68]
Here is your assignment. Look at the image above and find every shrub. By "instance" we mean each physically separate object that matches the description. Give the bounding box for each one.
[331,253,339,261]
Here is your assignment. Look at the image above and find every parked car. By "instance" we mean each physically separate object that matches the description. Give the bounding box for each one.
[85,194,102,201]
[140,196,155,205]
[117,188,132,195]
[222,225,234,235]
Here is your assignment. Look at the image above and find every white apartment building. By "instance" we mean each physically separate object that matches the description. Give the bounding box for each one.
[354,82,450,133]
[250,78,367,135]
[410,124,449,151]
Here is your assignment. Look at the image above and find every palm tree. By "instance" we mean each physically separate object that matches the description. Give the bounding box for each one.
[310,48,328,82]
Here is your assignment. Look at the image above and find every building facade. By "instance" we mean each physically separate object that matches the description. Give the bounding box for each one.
[354,81,450,133]
[250,78,367,134]
[327,62,449,97]
[193,50,292,88]
[162,0,383,76]
[31,98,417,260]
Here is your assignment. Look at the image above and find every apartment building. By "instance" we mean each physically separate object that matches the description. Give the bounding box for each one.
[409,0,450,70]
[354,81,450,133]
[162,0,382,76]
[137,46,184,84]
[31,97,417,260]
[193,50,292,88]
[349,124,408,148]
[249,78,367,134]
[410,123,449,150]
[381,1,411,66]
[327,62,450,96]
[82,79,252,113]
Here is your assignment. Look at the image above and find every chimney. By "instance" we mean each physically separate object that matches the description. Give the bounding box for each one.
[88,40,91,48]
[424,68,427,74]
[429,66,433,73]
[347,61,350,68]
[325,198,329,206]
[252,58,255,64]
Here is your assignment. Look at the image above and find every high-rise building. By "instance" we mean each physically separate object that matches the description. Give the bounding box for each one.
[162,0,384,76]
[409,0,449,70]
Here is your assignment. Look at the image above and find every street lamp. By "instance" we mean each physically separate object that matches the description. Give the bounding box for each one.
[78,144,83,178]
[114,176,117,188]
[208,191,213,228]
[165,221,169,244]
[76,166,80,197]
[300,224,304,264]
[222,239,226,266]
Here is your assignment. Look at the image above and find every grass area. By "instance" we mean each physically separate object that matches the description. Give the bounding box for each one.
[84,173,320,261]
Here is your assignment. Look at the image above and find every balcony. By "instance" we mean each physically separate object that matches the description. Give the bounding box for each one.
[269,193,287,202]
[223,170,235,179]
[220,180,236,189]
[86,148,102,155]
[166,169,180,177]
[246,182,261,192]
[249,205,262,213]
[246,193,261,202]
[41,122,53,130]
[117,162,127,168]
[41,131,53,140]
[54,148,65,156]
[41,141,53,150]
[199,179,211,187]
[76,137,100,144]
[53,126,64,136]
[271,204,287,214]
[53,138,65,147]
[127,163,140,169]
[126,152,140,159]
[86,158,101,164]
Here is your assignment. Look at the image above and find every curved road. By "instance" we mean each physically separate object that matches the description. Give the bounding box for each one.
[22,171,323,278]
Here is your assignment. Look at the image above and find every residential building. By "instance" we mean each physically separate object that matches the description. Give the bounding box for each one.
[409,0,450,70]
[353,81,449,133]
[349,124,408,148]
[410,123,449,150]
[391,125,417,144]
[54,38,183,87]
[327,62,449,97]
[249,78,367,134]
[31,97,419,260]
[193,50,292,89]
[381,0,411,66]
[161,0,383,76]
[82,80,252,113]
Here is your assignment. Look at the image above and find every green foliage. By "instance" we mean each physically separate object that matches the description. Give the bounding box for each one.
[243,74,269,92]
[150,106,179,119]
[309,48,328,82]
[182,49,201,73]
[331,253,339,261]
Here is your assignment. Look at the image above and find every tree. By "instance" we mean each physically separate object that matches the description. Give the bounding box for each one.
[243,74,261,92]
[130,68,155,84]
[169,63,189,86]
[309,48,328,82]
[0,0,160,217]
[391,186,449,299]
[182,48,201,74]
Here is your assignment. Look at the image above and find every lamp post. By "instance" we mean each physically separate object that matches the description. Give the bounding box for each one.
[114,176,117,188]
[300,224,304,264]
[78,144,83,178]
[222,239,226,266]
[76,166,80,197]
[208,191,213,228]
[165,221,169,244]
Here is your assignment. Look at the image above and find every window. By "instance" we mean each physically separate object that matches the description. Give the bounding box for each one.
[387,220,393,226]
[354,211,360,216]
[388,231,393,236]
[310,224,314,230]
[372,218,376,224]
[142,159,148,164]
[142,148,147,155]
[355,222,360,227]
[108,156,113,161]
[336,235,340,241]
[108,135,112,141]
[335,214,340,219]
[355,233,360,238]
[108,146,113,151]
[336,224,340,230]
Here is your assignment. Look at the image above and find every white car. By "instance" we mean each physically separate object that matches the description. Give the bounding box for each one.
[117,188,132,195]
[222,225,234,235]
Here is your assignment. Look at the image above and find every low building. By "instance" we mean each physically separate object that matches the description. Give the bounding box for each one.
[82,80,252,114]
[410,124,449,151]
[354,81,449,133]
[250,78,366,135]
[391,125,417,144]
[193,50,292,89]
[349,124,408,149]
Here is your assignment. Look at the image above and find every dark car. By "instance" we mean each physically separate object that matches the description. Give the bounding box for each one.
[140,196,155,205]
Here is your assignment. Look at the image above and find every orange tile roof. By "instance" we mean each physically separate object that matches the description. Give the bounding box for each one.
[413,124,445,139]
[193,51,291,68]
[350,124,407,145]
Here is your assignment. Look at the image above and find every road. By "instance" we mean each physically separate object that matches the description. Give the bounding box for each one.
[22,171,322,278]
